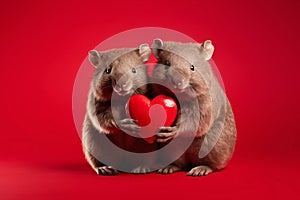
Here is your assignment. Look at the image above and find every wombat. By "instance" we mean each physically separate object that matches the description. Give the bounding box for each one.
[151,39,237,176]
[82,44,156,175]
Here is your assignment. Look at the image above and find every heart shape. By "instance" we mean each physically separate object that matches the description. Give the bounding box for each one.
[126,94,178,144]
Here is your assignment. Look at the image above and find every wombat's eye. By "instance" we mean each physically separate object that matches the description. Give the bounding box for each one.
[105,68,112,74]
[190,65,195,71]
[132,67,136,73]
[165,61,170,66]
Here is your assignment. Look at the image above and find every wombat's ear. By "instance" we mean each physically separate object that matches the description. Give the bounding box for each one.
[138,44,151,62]
[152,38,164,59]
[200,40,214,60]
[88,50,101,67]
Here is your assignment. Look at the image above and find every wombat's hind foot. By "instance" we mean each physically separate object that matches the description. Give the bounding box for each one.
[187,165,213,176]
[157,165,181,174]
[97,166,119,175]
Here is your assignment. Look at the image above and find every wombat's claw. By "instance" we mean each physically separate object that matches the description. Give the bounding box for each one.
[97,166,119,175]
[156,126,177,143]
[131,166,151,174]
[118,118,140,132]
[158,126,176,132]
[120,118,137,124]
[187,165,213,176]
[157,165,181,174]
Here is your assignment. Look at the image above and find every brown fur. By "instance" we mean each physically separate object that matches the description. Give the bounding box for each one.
[151,40,237,176]
[82,45,157,175]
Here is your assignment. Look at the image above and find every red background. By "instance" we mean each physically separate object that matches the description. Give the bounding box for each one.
[1,0,299,199]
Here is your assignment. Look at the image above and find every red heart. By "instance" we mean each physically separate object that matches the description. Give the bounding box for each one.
[126,94,178,144]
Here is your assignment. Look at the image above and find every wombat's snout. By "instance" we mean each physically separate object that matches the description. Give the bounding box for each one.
[167,69,188,90]
[113,79,132,96]
[171,77,185,88]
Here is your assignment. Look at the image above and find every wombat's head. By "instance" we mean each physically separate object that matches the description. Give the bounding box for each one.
[89,44,151,100]
[151,39,214,96]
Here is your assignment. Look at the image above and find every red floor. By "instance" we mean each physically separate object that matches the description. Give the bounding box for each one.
[1,154,299,199]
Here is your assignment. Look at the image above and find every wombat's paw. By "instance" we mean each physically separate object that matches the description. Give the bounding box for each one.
[118,118,141,133]
[97,166,119,175]
[157,165,181,174]
[130,166,151,174]
[187,165,213,176]
[156,126,177,143]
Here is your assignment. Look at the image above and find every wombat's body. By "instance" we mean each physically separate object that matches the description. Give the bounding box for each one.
[151,39,236,176]
[82,44,156,175]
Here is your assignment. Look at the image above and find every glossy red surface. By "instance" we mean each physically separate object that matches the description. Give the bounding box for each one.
[127,94,152,126]
[151,95,178,127]
[127,94,178,143]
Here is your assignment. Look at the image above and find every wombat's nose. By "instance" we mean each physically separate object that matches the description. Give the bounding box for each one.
[171,79,184,88]
[115,81,127,91]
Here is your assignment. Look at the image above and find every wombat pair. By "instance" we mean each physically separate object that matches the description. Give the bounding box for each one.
[82,39,237,176]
